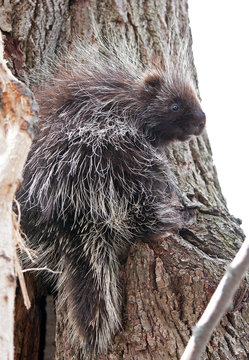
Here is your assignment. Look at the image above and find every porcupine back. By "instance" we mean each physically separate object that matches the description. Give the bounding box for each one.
[17,37,205,356]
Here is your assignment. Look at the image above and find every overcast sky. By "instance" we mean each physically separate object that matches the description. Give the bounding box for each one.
[188,0,249,237]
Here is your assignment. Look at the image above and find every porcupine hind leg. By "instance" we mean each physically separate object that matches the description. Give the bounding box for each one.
[60,227,125,356]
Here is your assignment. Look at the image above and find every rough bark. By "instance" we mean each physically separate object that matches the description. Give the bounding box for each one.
[1,0,247,359]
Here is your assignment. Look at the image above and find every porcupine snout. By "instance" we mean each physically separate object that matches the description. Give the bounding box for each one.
[192,109,206,135]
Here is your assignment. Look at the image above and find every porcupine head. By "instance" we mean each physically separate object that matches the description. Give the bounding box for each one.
[18,34,206,358]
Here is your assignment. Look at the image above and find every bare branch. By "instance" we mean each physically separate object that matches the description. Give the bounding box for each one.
[181,236,249,360]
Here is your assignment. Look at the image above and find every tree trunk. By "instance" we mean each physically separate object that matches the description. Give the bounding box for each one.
[0,28,38,360]
[1,0,248,359]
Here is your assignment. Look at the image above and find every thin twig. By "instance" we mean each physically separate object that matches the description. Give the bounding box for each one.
[181,236,249,360]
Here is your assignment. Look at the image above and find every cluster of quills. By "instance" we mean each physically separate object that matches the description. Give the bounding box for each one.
[17,36,206,356]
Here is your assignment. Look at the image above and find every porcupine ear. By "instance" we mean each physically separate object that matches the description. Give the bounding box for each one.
[139,70,164,98]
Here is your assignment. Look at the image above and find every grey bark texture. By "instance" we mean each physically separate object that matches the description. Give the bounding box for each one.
[1,0,247,359]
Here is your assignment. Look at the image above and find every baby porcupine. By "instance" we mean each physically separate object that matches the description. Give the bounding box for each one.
[17,38,206,355]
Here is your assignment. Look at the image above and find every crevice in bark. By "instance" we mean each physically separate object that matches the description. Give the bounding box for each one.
[14,275,47,360]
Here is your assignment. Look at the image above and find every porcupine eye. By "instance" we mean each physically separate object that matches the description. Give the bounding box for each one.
[170,103,180,112]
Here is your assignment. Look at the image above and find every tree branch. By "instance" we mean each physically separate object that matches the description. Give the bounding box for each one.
[181,235,249,360]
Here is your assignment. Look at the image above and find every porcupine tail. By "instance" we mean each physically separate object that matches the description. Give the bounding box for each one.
[57,224,128,356]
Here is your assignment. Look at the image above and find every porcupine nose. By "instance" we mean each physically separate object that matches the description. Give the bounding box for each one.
[194,109,206,134]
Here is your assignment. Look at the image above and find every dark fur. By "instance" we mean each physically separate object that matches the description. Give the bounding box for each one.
[17,42,205,355]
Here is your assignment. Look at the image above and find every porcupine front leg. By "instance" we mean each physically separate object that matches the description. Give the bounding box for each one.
[61,227,126,356]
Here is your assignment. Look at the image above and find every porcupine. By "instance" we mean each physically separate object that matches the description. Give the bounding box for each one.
[17,37,206,355]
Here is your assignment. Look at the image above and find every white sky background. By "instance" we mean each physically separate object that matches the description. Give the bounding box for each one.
[188,0,249,237]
